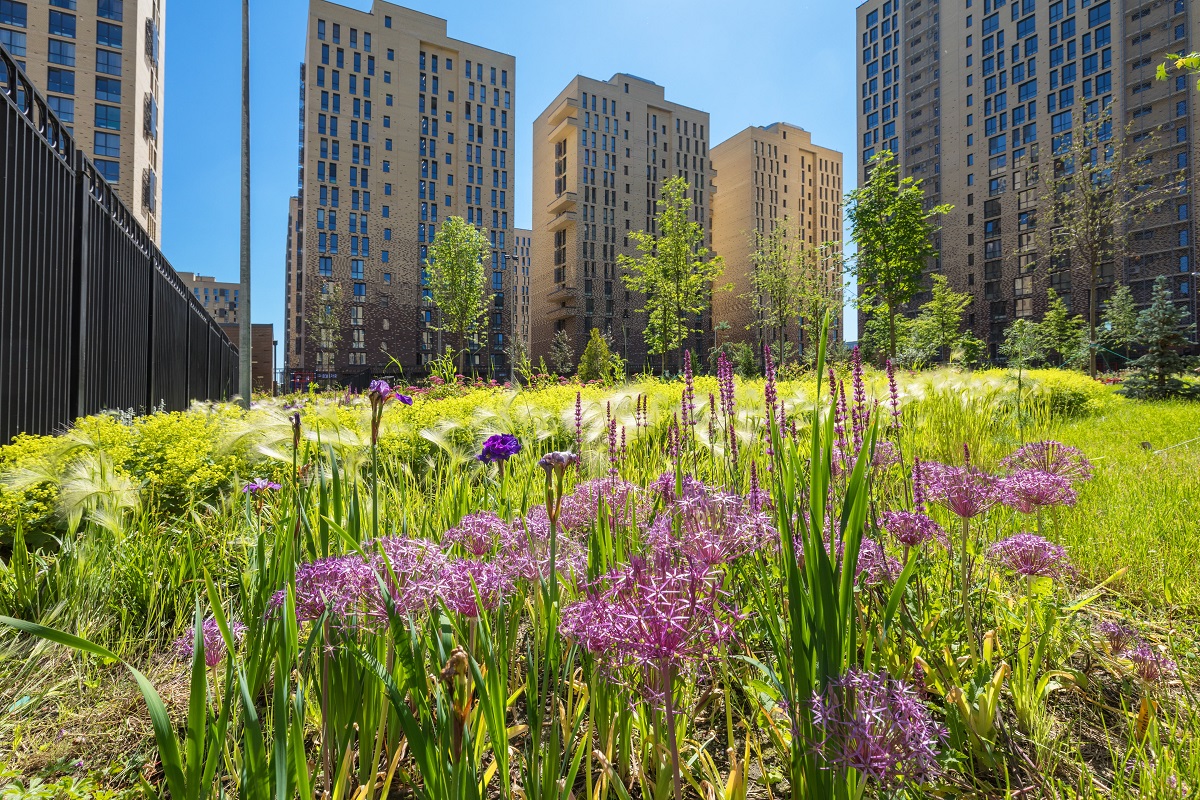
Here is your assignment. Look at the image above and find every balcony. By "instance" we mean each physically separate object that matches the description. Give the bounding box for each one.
[547,210,577,232]
[548,299,579,321]
[548,283,577,302]
[547,113,580,144]
[546,190,577,216]
[546,95,578,128]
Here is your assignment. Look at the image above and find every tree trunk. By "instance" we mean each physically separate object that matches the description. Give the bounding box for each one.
[888,303,897,359]
[1089,261,1098,378]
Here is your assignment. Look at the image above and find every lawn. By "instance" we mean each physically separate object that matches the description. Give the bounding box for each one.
[0,360,1197,799]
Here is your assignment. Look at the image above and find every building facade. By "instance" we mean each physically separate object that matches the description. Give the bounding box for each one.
[857,0,1199,359]
[219,323,275,394]
[531,74,713,373]
[178,271,241,324]
[287,0,515,384]
[511,226,531,357]
[710,122,845,353]
[0,0,164,241]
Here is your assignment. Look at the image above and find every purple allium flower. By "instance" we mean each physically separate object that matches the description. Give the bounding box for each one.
[879,510,947,549]
[175,618,247,668]
[856,537,902,586]
[1096,621,1141,655]
[1003,440,1093,483]
[872,440,900,471]
[438,558,509,618]
[370,536,448,615]
[921,461,1002,519]
[999,469,1078,514]
[559,553,736,704]
[1125,642,1177,685]
[811,668,947,787]
[988,533,1071,579]
[559,478,646,533]
[499,507,589,583]
[242,477,282,494]
[477,433,522,464]
[278,555,379,621]
[442,511,510,556]
[644,482,774,567]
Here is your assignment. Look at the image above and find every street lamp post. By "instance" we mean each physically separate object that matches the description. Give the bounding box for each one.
[238,0,252,408]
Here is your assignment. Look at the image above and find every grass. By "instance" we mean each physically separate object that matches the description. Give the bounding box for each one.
[0,361,1197,799]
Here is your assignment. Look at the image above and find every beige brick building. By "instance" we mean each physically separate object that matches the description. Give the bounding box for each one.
[710,123,844,355]
[531,74,712,373]
[510,226,531,357]
[178,271,241,325]
[857,0,1200,359]
[0,0,164,241]
[286,0,515,384]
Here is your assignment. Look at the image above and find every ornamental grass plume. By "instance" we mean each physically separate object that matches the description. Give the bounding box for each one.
[999,469,1077,515]
[176,617,248,668]
[811,668,947,788]
[988,533,1071,579]
[1003,440,1093,483]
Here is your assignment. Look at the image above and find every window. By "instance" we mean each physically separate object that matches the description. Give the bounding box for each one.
[96,21,121,47]
[319,256,332,276]
[94,159,118,182]
[97,0,121,20]
[95,76,120,102]
[0,0,28,27]
[94,104,119,130]
[47,38,75,65]
[49,10,75,36]
[94,131,120,157]
[1087,1,1109,27]
[47,95,73,122]
[96,48,121,75]
[0,28,25,56]
[47,67,75,94]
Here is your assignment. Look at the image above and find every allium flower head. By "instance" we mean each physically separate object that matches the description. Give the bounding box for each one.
[988,533,1071,578]
[812,668,947,787]
[644,483,774,567]
[1096,621,1140,655]
[558,478,646,533]
[879,510,946,549]
[176,617,247,668]
[442,511,510,556]
[921,461,1002,519]
[1125,642,1177,685]
[438,558,510,618]
[477,433,522,464]
[1003,440,1093,483]
[242,477,282,494]
[500,508,588,582]
[856,537,901,586]
[280,555,379,621]
[999,469,1077,514]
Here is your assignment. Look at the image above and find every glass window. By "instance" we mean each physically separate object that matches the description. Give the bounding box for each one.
[94,131,120,157]
[94,158,118,182]
[49,10,76,36]
[47,95,73,122]
[96,48,121,75]
[50,0,75,7]
[96,21,121,47]
[95,76,120,102]
[94,104,119,130]
[47,38,74,65]
[97,0,121,20]
[0,0,28,27]
[47,67,75,94]
[0,28,26,56]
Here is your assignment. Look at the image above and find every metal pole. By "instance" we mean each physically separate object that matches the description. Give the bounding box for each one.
[238,0,252,407]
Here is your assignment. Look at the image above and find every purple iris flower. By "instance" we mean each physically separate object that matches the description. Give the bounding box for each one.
[242,478,282,493]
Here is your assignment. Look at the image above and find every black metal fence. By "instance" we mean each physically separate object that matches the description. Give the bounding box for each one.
[0,46,237,443]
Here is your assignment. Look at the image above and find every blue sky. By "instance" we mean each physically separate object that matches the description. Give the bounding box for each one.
[161,0,860,352]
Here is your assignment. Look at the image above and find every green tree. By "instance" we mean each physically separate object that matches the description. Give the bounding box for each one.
[620,177,725,372]
[1038,289,1088,368]
[577,328,614,383]
[549,329,575,376]
[847,150,952,358]
[1000,318,1047,433]
[425,216,491,374]
[1120,276,1199,399]
[1034,103,1170,376]
[1100,282,1140,361]
[306,281,345,383]
[912,274,973,364]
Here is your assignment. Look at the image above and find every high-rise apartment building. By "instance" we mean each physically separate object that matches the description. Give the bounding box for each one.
[710,122,845,352]
[0,0,164,241]
[511,227,531,356]
[286,0,515,383]
[178,271,241,324]
[531,74,712,372]
[857,0,1198,358]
